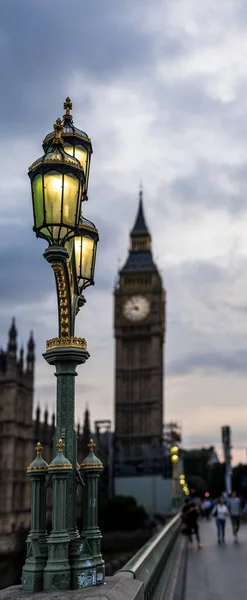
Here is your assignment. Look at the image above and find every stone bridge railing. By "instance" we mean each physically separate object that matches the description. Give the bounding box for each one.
[0,514,187,600]
[117,512,186,600]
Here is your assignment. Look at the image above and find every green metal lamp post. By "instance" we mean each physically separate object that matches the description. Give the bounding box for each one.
[23,99,102,592]
[22,442,48,592]
[43,439,72,590]
[79,439,105,587]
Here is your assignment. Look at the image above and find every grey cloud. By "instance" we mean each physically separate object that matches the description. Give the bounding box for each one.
[0,0,163,136]
[164,257,247,375]
[2,0,247,452]
[224,302,247,314]
[156,160,247,215]
[169,348,247,376]
[155,77,223,123]
[0,224,52,304]
[166,260,226,286]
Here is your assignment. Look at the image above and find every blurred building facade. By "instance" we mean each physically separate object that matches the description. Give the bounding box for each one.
[0,319,35,552]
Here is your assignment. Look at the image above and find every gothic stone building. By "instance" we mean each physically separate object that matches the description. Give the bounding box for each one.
[0,320,99,555]
[114,190,166,476]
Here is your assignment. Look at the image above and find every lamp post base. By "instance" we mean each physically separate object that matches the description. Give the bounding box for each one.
[43,528,71,591]
[73,529,105,589]
[43,344,91,590]
[22,566,45,593]
[77,446,105,589]
[69,536,105,589]
[22,532,48,592]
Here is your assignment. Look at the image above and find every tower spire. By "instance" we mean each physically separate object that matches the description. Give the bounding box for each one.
[120,187,158,274]
[82,405,91,455]
[8,317,17,356]
[139,179,143,199]
[131,186,149,237]
[26,330,35,373]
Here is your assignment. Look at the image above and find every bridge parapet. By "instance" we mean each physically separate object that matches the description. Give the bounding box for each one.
[0,514,186,600]
[117,513,186,599]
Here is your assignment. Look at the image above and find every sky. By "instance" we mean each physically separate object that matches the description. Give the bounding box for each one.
[1,0,247,464]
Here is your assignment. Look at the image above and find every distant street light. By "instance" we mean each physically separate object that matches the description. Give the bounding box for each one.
[170,445,179,464]
[170,445,180,510]
[22,99,104,593]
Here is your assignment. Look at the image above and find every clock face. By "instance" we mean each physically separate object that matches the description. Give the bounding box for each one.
[123,295,150,322]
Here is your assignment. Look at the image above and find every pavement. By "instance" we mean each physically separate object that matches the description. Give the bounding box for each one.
[185,517,247,600]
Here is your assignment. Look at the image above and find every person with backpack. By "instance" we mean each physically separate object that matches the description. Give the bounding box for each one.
[182,498,203,549]
[212,497,228,544]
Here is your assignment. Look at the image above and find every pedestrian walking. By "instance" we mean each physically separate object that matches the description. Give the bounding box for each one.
[182,498,202,549]
[228,491,241,541]
[212,497,228,544]
[202,498,211,520]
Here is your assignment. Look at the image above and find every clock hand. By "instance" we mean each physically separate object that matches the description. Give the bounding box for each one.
[130,300,139,311]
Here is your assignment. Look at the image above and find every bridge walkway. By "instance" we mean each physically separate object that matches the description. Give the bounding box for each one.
[185,517,247,600]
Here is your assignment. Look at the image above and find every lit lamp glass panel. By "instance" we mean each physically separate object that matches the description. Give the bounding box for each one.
[44,171,62,223]
[65,238,74,260]
[64,144,73,155]
[32,170,81,244]
[32,174,44,228]
[74,234,95,291]
[74,145,87,173]
[43,171,62,243]
[64,144,87,174]
[171,454,179,463]
[64,143,90,194]
[63,173,80,224]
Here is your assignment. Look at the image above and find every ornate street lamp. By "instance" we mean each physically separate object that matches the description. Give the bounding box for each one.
[43,97,93,200]
[22,102,103,593]
[29,118,85,246]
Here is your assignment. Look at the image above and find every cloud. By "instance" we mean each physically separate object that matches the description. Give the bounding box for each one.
[0,0,160,137]
[163,257,247,381]
[166,161,247,215]
[1,0,247,462]
[169,349,247,376]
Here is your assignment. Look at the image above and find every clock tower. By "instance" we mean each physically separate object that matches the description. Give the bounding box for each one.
[114,189,166,475]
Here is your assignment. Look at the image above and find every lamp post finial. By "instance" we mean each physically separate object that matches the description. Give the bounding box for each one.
[57,438,65,453]
[88,439,96,452]
[63,97,73,117]
[35,441,43,456]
